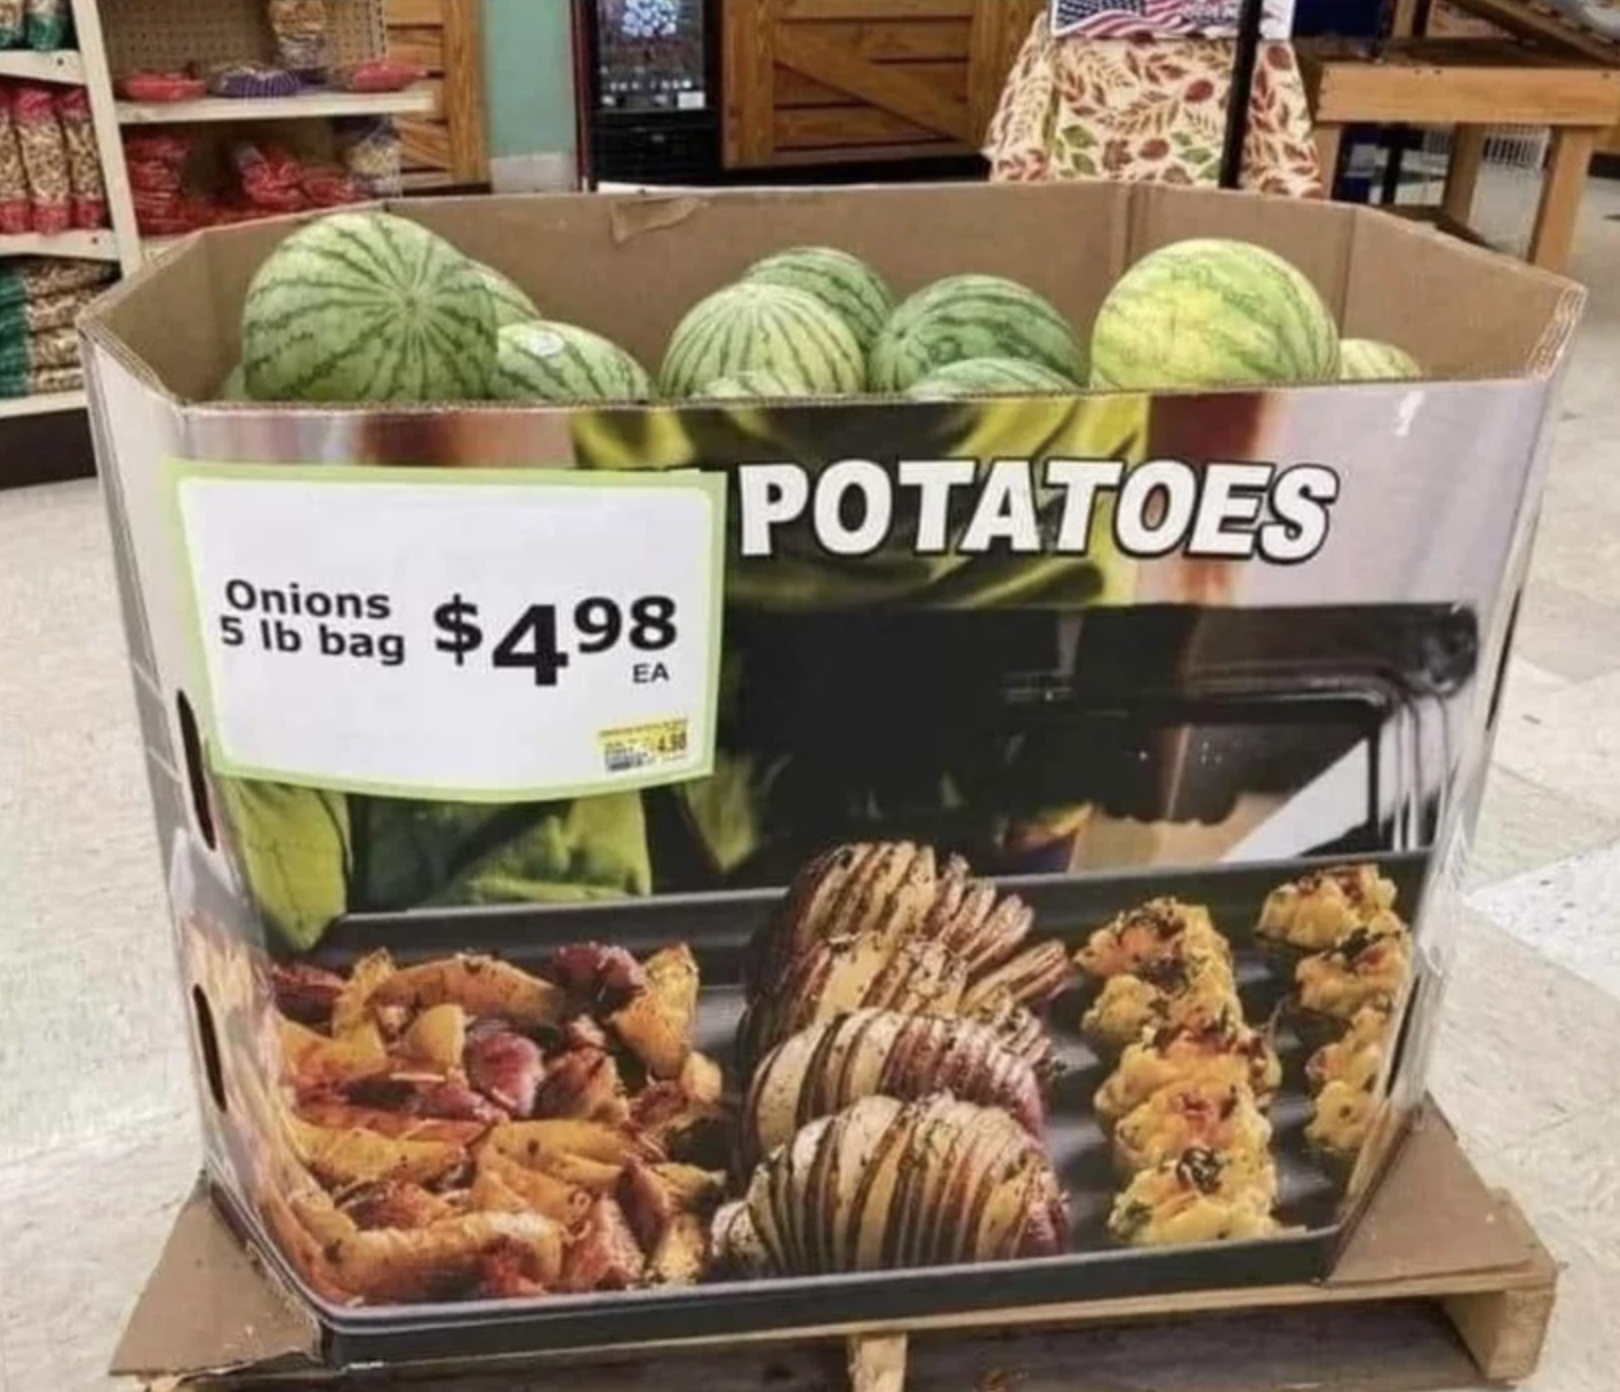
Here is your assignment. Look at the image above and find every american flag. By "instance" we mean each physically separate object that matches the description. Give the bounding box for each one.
[1049,0,1293,39]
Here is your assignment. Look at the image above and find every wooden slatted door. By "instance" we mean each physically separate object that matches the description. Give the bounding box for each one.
[385,0,491,188]
[724,0,1043,169]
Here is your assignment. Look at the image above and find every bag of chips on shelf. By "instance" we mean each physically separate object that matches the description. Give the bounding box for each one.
[12,84,69,234]
[231,140,307,212]
[0,0,23,47]
[24,0,67,51]
[0,86,33,234]
[298,162,363,207]
[55,89,107,230]
[329,60,424,94]
[334,116,402,198]
[201,63,303,99]
[0,255,114,313]
[266,0,328,78]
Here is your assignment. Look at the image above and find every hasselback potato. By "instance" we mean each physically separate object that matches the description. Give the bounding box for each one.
[739,842,1070,1070]
[716,1095,1066,1275]
[743,1009,1044,1168]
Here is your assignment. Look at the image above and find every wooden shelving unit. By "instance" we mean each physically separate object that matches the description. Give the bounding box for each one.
[2,0,450,425]
[0,0,138,423]
[114,85,435,126]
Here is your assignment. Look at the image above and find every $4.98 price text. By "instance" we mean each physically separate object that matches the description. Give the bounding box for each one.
[215,579,682,690]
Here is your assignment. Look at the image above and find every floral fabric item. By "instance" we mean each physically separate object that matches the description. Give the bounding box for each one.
[987,18,1321,198]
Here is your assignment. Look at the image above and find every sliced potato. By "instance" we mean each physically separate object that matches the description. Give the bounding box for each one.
[648,1211,710,1286]
[327,1210,564,1302]
[280,1018,388,1087]
[475,1147,592,1226]
[371,955,565,1029]
[288,1115,466,1188]
[331,949,398,1036]
[402,1003,467,1072]
[488,1118,655,1167]
[610,945,700,1079]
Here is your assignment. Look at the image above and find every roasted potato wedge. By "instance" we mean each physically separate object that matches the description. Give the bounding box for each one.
[610,945,700,1078]
[474,1147,593,1226]
[332,950,397,1036]
[648,1212,710,1287]
[401,1004,467,1072]
[328,1210,564,1302]
[280,1018,388,1088]
[371,955,565,1029]
[289,1115,466,1188]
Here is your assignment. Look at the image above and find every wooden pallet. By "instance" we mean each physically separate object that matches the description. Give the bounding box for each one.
[118,1100,1559,1391]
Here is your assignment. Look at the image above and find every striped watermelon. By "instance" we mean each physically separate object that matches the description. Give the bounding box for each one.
[908,356,1078,401]
[1339,338,1421,382]
[870,275,1086,394]
[743,246,895,354]
[475,261,542,329]
[661,282,866,399]
[243,211,496,403]
[491,322,654,403]
[700,369,805,399]
[1090,239,1339,390]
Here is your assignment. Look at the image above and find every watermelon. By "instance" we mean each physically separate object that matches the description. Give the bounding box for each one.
[490,322,654,404]
[661,282,866,399]
[700,369,805,399]
[870,275,1086,394]
[242,210,497,403]
[908,356,1078,401]
[1339,338,1421,382]
[743,246,895,354]
[1090,238,1339,390]
[475,261,542,329]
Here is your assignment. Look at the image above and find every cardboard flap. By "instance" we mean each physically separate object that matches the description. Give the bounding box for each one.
[111,1179,320,1382]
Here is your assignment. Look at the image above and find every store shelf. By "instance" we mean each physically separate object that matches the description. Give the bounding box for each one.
[0,229,122,261]
[0,388,87,420]
[0,49,86,83]
[116,85,436,126]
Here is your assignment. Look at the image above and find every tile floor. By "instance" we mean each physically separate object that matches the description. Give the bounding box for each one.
[1,176,1618,1390]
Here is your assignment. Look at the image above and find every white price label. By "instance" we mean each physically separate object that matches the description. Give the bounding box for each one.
[172,464,727,801]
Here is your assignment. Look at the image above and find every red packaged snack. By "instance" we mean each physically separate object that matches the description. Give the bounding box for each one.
[231,140,307,211]
[116,72,208,103]
[328,60,424,94]
[123,130,196,165]
[298,162,363,208]
[0,86,33,235]
[11,84,69,235]
[55,88,107,229]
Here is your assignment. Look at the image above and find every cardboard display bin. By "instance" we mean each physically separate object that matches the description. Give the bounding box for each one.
[79,180,1581,1380]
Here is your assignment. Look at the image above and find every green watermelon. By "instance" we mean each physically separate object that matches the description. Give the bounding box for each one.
[242,210,497,403]
[908,356,1078,401]
[490,322,654,403]
[700,369,805,399]
[1090,238,1339,390]
[1339,338,1421,382]
[475,261,542,329]
[743,246,895,354]
[870,275,1085,394]
[661,281,866,399]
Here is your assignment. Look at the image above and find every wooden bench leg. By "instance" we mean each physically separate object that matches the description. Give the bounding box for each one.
[1529,127,1598,273]
[1313,123,1345,199]
[1441,125,1487,227]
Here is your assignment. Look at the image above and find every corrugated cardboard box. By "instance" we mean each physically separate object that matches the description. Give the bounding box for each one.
[80,181,1580,1378]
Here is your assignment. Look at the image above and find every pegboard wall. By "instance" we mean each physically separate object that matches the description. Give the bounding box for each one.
[101,0,387,75]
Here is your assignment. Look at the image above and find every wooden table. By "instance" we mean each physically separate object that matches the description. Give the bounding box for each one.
[1299,38,1620,272]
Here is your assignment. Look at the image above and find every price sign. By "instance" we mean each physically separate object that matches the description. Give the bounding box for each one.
[172,463,727,800]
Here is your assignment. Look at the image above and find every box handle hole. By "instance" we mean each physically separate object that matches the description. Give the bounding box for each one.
[177,691,217,852]
[192,986,228,1115]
